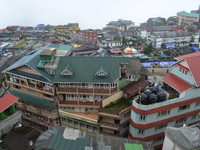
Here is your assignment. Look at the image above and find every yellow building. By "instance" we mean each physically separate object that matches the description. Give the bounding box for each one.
[53,23,79,31]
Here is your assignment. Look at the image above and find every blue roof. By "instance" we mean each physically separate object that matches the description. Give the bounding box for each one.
[166,43,175,46]
[190,46,198,50]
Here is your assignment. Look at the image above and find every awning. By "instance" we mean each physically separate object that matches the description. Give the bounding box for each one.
[122,78,151,95]
[163,73,193,92]
[0,93,19,113]
[166,43,175,46]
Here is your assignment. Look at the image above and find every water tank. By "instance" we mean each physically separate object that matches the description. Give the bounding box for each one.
[149,94,158,104]
[144,90,152,96]
[157,92,166,102]
[139,94,148,105]
[150,87,159,94]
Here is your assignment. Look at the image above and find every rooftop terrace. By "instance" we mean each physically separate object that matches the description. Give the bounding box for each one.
[100,98,132,115]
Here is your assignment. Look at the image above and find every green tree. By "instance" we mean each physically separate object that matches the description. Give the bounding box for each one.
[122,36,127,45]
[132,39,135,46]
[144,43,153,54]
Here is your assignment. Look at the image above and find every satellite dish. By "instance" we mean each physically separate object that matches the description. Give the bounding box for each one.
[29,141,33,146]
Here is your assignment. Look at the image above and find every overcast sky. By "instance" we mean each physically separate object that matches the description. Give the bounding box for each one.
[0,0,199,29]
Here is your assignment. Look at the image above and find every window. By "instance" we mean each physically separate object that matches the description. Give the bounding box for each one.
[158,109,170,117]
[13,85,21,90]
[175,118,187,124]
[123,123,129,129]
[87,125,92,129]
[74,121,79,126]
[155,123,167,131]
[44,94,53,98]
[42,108,52,113]
[62,117,67,122]
[68,119,73,124]
[179,67,182,72]
[138,129,144,135]
[124,112,131,118]
[52,110,57,114]
[27,89,36,94]
[94,126,98,131]
[27,103,36,109]
[81,123,85,127]
[191,115,196,120]
[185,70,188,75]
[55,119,59,124]
[140,114,146,121]
[179,104,190,111]
[153,136,165,143]
[195,101,200,107]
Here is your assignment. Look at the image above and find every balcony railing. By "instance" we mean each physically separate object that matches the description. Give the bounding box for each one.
[79,101,93,105]
[58,87,77,93]
[59,100,78,105]
[95,102,101,106]
[94,89,109,94]
[111,87,117,93]
[99,121,119,130]
[78,88,93,93]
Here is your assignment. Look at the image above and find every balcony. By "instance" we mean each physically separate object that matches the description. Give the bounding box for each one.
[78,88,93,93]
[59,100,78,105]
[21,81,28,86]
[45,88,53,94]
[111,87,117,93]
[28,84,35,89]
[94,89,109,94]
[99,121,119,130]
[79,101,93,105]
[26,106,41,114]
[57,87,77,93]
[95,102,101,106]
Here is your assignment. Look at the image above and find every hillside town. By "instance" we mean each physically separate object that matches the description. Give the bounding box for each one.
[0,5,200,150]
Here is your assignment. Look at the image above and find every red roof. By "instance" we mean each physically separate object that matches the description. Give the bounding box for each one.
[175,52,200,86]
[54,39,60,42]
[110,50,122,53]
[163,73,193,92]
[0,93,19,113]
[122,78,151,95]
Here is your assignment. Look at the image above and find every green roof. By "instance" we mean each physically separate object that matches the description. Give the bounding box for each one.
[37,60,45,67]
[177,11,199,18]
[3,45,53,83]
[57,45,72,51]
[53,57,129,83]
[10,90,57,110]
[95,63,108,75]
[124,143,144,150]
[7,70,51,83]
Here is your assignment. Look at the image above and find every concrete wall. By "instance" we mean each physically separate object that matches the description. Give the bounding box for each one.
[148,68,170,73]
[0,111,22,137]
[102,91,124,108]
[171,65,195,85]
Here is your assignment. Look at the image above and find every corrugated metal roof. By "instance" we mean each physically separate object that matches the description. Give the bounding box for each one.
[35,127,154,150]
[57,45,72,51]
[162,73,193,92]
[0,93,19,113]
[10,90,57,110]
[177,11,199,17]
[53,57,129,83]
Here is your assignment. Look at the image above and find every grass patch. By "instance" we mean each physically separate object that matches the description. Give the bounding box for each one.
[101,98,131,115]
[16,41,27,48]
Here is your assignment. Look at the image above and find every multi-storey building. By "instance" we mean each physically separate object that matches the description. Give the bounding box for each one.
[80,31,98,44]
[106,19,134,31]
[128,52,200,149]
[53,23,79,31]
[54,56,133,133]
[3,48,60,131]
[146,31,199,48]
[177,11,199,27]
